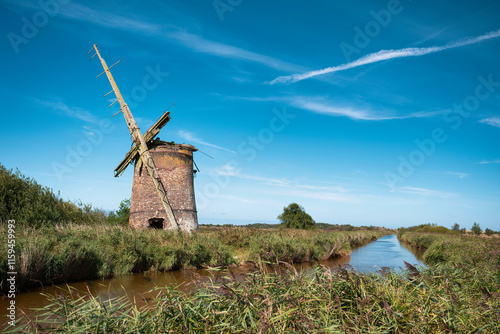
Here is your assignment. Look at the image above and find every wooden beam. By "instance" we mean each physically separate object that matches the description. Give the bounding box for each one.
[114,111,171,177]
[92,45,179,231]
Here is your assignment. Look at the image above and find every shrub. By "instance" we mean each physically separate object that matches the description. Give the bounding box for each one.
[106,198,130,225]
[278,203,316,230]
[471,222,482,235]
[0,164,107,227]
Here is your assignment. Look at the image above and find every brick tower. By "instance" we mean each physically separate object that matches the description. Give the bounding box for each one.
[129,141,198,232]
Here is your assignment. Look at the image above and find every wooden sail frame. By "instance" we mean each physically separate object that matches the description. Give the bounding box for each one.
[114,111,171,177]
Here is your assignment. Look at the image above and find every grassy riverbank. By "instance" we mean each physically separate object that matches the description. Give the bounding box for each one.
[398,226,500,267]
[0,164,391,292]
[9,238,500,333]
[7,225,500,333]
[0,224,390,293]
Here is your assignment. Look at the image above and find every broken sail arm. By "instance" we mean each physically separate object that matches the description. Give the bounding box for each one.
[88,44,179,231]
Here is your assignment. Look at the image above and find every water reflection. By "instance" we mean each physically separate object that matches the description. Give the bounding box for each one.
[346,234,425,272]
[294,234,424,273]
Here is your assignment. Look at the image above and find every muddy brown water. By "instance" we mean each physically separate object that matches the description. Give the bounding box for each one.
[1,234,424,328]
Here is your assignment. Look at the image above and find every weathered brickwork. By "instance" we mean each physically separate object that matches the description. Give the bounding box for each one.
[129,141,198,232]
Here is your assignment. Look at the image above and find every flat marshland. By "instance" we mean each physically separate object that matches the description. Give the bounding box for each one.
[3,225,500,333]
[0,224,389,293]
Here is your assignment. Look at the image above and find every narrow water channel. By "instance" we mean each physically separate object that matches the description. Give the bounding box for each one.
[1,234,424,326]
[347,234,425,272]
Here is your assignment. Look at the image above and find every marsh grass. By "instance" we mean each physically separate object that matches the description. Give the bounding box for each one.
[246,229,382,263]
[4,228,500,333]
[7,257,500,333]
[398,230,500,267]
[0,224,390,293]
[0,224,236,292]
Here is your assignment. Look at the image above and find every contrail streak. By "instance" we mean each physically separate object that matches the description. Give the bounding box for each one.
[269,28,500,85]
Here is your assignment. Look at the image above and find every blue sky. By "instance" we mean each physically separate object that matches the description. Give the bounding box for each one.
[1,0,499,229]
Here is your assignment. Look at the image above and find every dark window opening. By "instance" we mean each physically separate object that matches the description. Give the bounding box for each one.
[149,218,164,229]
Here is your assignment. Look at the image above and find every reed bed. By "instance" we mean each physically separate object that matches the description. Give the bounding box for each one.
[8,258,500,333]
[398,230,500,267]
[248,230,382,262]
[0,224,390,293]
[206,227,388,263]
[0,224,235,292]
[4,227,500,332]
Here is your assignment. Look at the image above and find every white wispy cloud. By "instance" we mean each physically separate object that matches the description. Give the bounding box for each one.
[214,163,239,176]
[5,1,301,73]
[60,3,164,34]
[295,184,346,192]
[476,158,500,164]
[269,28,500,85]
[168,31,300,72]
[213,165,461,206]
[178,130,236,154]
[442,171,468,179]
[237,95,445,121]
[37,98,99,123]
[479,116,500,128]
[215,165,290,186]
[214,166,356,202]
[217,195,257,204]
[397,186,457,199]
[290,97,375,120]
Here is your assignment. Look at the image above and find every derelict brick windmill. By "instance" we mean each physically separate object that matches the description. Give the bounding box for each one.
[89,45,198,232]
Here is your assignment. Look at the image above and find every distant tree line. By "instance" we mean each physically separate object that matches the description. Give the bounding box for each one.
[452,222,497,236]
[276,203,383,231]
[202,204,385,231]
[315,223,380,231]
[399,222,498,236]
[106,198,130,225]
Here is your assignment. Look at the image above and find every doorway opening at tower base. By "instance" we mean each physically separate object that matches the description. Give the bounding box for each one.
[149,218,164,229]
